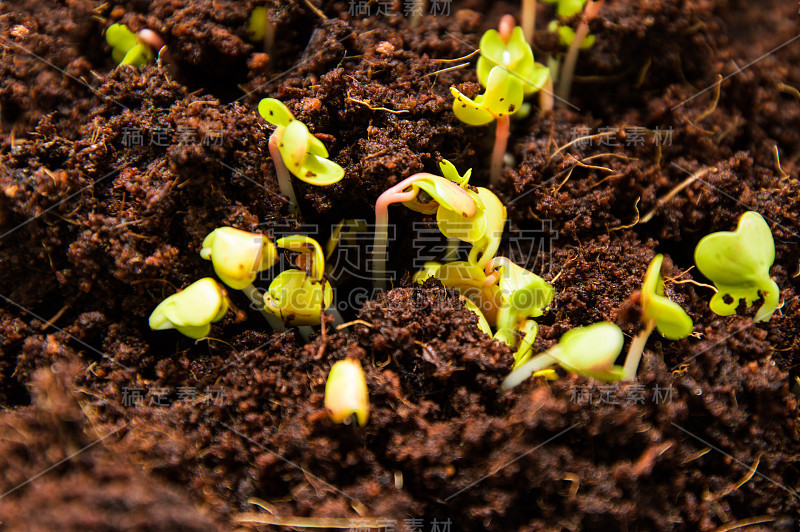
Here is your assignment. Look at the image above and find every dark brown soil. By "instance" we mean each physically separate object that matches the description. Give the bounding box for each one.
[1,0,799,530]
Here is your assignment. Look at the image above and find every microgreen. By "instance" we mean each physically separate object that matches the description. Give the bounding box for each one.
[258,98,345,216]
[555,0,604,103]
[373,162,478,289]
[488,256,555,367]
[694,211,780,322]
[502,322,625,390]
[149,278,228,339]
[200,227,278,290]
[542,0,587,18]
[452,16,549,185]
[106,23,153,67]
[325,359,369,426]
[263,235,333,326]
[622,254,693,381]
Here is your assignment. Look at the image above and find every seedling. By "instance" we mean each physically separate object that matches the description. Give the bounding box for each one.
[200,227,278,290]
[542,0,587,18]
[258,98,345,216]
[373,162,478,289]
[621,254,693,381]
[263,235,333,326]
[694,211,780,323]
[453,16,549,185]
[325,359,369,426]
[555,0,604,103]
[488,256,555,367]
[149,278,228,339]
[106,23,154,67]
[247,6,274,54]
[502,321,625,390]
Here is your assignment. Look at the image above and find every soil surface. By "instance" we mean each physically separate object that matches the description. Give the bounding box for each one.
[1,0,799,531]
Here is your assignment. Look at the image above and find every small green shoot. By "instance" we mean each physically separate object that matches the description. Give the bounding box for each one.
[554,0,604,104]
[149,278,228,339]
[200,227,278,290]
[694,211,780,323]
[373,162,478,289]
[263,235,333,326]
[106,23,153,67]
[622,254,693,381]
[452,15,549,185]
[542,0,587,18]
[325,359,369,426]
[258,98,345,216]
[502,322,625,390]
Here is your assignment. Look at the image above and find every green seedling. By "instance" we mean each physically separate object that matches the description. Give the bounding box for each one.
[555,0,604,103]
[106,23,153,67]
[200,227,278,290]
[488,256,555,367]
[622,254,693,381]
[373,161,478,289]
[263,235,333,326]
[149,278,228,339]
[247,6,274,53]
[694,211,780,323]
[258,98,345,216]
[542,0,587,18]
[547,20,595,50]
[325,358,369,426]
[502,321,625,390]
[453,16,549,185]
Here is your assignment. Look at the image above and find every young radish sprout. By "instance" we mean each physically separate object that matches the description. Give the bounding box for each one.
[247,6,275,54]
[263,235,335,327]
[694,211,780,323]
[106,23,163,67]
[502,321,625,390]
[621,254,693,382]
[258,98,344,217]
[488,256,555,368]
[555,0,604,103]
[373,161,478,289]
[453,15,549,185]
[149,278,229,339]
[325,359,369,426]
[200,227,286,330]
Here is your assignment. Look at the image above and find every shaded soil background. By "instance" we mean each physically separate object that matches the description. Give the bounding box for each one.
[1,0,799,530]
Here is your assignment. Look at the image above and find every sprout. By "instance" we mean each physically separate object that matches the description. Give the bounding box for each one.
[555,0,604,103]
[149,278,228,339]
[452,15,549,185]
[200,227,278,290]
[694,211,780,323]
[621,254,693,381]
[541,0,587,18]
[373,162,478,289]
[488,256,555,367]
[258,98,345,216]
[247,6,274,53]
[263,235,333,326]
[502,322,625,390]
[325,359,369,426]
[106,23,154,67]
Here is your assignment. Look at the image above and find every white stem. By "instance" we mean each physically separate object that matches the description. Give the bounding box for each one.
[502,351,558,390]
[243,284,286,331]
[622,321,655,381]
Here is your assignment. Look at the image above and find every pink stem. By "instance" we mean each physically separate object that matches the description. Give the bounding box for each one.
[490,115,511,186]
[268,133,300,216]
[521,0,536,45]
[556,0,604,105]
[498,14,515,42]
[373,175,431,289]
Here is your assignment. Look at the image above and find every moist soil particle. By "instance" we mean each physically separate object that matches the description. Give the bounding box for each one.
[1,0,799,531]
